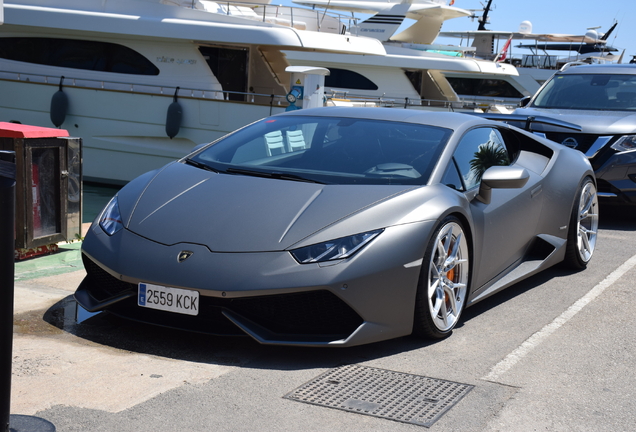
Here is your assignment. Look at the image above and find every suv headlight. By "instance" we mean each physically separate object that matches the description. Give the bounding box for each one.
[99,196,124,236]
[290,229,383,264]
[611,135,636,153]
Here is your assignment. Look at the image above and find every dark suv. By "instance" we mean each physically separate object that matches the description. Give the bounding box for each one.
[513,64,636,204]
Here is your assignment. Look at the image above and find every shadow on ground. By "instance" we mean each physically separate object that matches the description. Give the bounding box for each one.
[599,202,636,231]
[31,202,634,372]
[34,267,563,373]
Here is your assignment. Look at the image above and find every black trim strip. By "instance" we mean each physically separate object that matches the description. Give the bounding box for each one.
[364,15,405,25]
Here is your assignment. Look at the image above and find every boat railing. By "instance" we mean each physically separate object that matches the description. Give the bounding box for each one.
[0,69,290,110]
[0,69,520,114]
[520,54,559,69]
[326,91,519,112]
[512,52,619,70]
[183,0,360,35]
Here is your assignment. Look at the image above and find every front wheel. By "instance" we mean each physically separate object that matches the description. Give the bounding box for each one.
[563,177,599,269]
[413,216,470,339]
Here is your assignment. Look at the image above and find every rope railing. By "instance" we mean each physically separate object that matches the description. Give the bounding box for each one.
[0,70,520,113]
[0,69,289,105]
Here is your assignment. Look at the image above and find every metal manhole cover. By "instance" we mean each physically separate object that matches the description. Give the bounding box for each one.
[284,364,473,427]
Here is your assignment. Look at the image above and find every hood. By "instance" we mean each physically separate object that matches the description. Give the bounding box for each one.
[517,107,636,135]
[124,162,414,252]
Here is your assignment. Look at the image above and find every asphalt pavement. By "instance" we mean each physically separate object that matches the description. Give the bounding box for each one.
[8,208,636,432]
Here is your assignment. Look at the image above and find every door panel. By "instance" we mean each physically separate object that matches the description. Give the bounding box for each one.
[451,127,544,288]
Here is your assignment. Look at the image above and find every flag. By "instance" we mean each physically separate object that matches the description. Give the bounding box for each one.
[495,36,513,62]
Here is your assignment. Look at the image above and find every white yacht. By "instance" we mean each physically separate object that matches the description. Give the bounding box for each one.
[288,0,536,109]
[0,0,533,184]
[0,0,386,183]
[437,1,623,87]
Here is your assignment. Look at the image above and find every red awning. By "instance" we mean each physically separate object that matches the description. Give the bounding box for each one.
[0,122,69,139]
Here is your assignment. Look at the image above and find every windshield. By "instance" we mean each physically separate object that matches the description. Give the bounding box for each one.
[532,73,636,111]
[188,115,452,185]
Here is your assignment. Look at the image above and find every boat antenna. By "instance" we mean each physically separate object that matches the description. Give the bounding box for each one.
[320,0,332,31]
[600,21,618,41]
[478,0,493,31]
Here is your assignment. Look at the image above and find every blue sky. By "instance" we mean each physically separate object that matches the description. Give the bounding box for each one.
[436,0,636,61]
[281,0,636,62]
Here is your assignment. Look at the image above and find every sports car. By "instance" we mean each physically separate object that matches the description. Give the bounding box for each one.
[75,107,598,347]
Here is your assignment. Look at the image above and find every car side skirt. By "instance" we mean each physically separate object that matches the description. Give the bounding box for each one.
[468,233,566,305]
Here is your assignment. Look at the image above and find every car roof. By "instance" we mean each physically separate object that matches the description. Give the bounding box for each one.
[274,106,489,130]
[558,64,636,75]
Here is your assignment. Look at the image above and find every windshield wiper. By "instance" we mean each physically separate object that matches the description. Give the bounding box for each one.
[184,158,221,173]
[226,167,324,184]
[275,172,325,184]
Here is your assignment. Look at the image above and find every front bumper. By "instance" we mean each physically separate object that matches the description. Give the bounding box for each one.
[594,150,636,204]
[75,221,433,347]
[515,125,636,205]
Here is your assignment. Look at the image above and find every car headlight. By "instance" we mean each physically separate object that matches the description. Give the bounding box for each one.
[290,229,383,264]
[611,135,636,153]
[99,196,124,236]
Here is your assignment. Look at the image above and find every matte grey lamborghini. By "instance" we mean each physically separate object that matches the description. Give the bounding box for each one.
[75,107,599,347]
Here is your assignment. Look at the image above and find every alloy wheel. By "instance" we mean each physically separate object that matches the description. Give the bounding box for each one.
[427,221,469,333]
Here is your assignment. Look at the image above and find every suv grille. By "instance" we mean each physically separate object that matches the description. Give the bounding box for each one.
[543,132,604,154]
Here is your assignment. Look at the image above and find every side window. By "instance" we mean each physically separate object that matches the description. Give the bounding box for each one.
[0,37,159,75]
[453,128,510,190]
[324,68,379,90]
[446,77,524,99]
[442,159,464,191]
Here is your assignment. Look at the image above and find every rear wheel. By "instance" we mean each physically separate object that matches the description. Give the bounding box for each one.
[414,216,469,339]
[563,177,598,269]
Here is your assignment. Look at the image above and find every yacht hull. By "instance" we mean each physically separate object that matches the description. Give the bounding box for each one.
[0,79,285,184]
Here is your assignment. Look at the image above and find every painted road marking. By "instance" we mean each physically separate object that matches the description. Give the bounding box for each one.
[482,253,636,382]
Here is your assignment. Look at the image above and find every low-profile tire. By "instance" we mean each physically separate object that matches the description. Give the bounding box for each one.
[413,216,470,339]
[563,176,599,270]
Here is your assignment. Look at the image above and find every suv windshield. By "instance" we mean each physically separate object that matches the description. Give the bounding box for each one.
[532,73,636,111]
[189,115,452,185]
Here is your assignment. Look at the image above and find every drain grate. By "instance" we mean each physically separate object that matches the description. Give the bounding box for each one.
[284,364,473,427]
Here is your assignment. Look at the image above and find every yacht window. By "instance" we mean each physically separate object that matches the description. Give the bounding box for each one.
[324,68,378,90]
[404,70,423,95]
[446,77,523,98]
[0,37,159,75]
[199,46,248,102]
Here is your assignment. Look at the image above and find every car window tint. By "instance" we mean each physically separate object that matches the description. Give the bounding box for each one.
[533,73,636,111]
[453,128,511,190]
[442,159,464,191]
[192,116,452,185]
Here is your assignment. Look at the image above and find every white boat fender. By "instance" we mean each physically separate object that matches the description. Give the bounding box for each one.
[166,87,182,139]
[50,76,68,128]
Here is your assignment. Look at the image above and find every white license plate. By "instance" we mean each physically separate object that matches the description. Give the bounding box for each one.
[138,283,199,316]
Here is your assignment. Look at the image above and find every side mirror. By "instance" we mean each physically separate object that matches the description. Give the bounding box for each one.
[518,96,532,107]
[476,166,530,204]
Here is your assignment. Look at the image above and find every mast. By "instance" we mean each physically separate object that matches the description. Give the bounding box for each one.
[477,0,493,31]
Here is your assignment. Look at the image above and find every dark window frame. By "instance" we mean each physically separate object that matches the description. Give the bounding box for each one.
[324,68,378,91]
[0,37,159,76]
[446,77,523,99]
